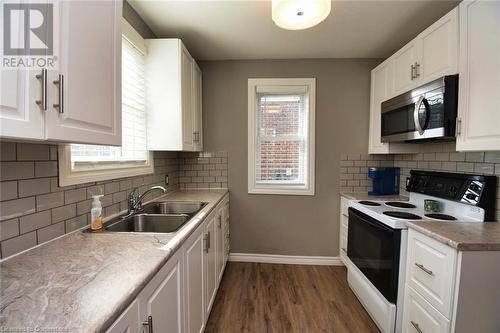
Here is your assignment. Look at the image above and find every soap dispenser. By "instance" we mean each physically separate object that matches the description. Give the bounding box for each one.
[90,195,104,231]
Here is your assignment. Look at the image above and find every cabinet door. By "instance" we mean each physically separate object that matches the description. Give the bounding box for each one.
[181,47,194,151]
[139,250,184,333]
[402,286,450,333]
[368,61,392,154]
[222,200,230,265]
[192,63,203,151]
[46,0,121,145]
[215,210,224,283]
[392,41,419,96]
[106,299,139,333]
[457,0,500,151]
[0,2,47,141]
[419,7,459,84]
[184,225,205,333]
[204,215,217,317]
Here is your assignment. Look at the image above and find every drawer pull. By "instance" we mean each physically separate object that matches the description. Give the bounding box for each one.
[415,262,433,276]
[411,321,424,333]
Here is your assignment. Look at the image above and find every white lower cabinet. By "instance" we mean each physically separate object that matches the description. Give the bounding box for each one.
[107,195,230,333]
[339,196,350,264]
[106,299,140,333]
[184,224,206,333]
[402,286,450,333]
[204,213,217,317]
[402,228,500,333]
[139,250,184,333]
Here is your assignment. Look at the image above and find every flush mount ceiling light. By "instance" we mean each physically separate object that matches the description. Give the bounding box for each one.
[272,0,331,30]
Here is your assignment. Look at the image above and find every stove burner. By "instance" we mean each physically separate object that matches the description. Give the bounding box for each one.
[424,213,457,221]
[383,211,422,220]
[385,201,416,209]
[358,201,381,206]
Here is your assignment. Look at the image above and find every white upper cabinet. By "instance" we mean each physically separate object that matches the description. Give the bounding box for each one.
[390,7,459,99]
[419,8,459,84]
[0,1,48,141]
[368,6,459,154]
[456,0,500,151]
[369,61,392,154]
[146,39,203,151]
[392,41,419,96]
[193,63,203,151]
[0,0,122,146]
[46,0,122,145]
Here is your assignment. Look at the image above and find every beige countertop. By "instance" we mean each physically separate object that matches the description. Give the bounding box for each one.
[407,221,500,251]
[340,192,409,201]
[0,189,228,333]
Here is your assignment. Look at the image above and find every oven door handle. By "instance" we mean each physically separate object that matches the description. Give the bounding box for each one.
[414,95,429,135]
[348,207,395,233]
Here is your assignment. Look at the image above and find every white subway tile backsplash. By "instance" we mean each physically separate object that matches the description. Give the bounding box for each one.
[0,218,20,241]
[0,142,16,161]
[37,192,64,211]
[52,204,77,223]
[37,222,65,244]
[18,178,51,197]
[19,211,51,234]
[0,162,34,181]
[465,152,484,162]
[17,143,49,161]
[35,161,58,177]
[0,181,18,201]
[1,231,36,258]
[0,142,180,259]
[0,197,36,221]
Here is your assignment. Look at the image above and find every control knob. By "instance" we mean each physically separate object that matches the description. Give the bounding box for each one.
[466,193,477,201]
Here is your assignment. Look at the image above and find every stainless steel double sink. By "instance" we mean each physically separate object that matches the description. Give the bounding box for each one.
[96,201,208,234]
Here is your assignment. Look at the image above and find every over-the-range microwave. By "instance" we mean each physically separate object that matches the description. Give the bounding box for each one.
[380,74,458,143]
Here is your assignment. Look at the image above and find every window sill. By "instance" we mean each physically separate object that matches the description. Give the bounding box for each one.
[58,145,154,186]
[248,185,315,196]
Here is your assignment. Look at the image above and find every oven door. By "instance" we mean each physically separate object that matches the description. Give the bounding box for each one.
[347,207,401,303]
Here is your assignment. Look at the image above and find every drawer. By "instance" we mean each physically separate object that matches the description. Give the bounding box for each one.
[341,197,350,216]
[402,285,450,333]
[407,229,457,318]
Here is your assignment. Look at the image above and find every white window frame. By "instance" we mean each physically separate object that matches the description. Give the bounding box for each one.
[58,18,153,187]
[248,78,315,196]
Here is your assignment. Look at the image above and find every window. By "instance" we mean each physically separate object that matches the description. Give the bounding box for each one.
[58,19,153,186]
[248,78,315,195]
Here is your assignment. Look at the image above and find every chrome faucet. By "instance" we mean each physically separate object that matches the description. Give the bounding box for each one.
[127,185,167,214]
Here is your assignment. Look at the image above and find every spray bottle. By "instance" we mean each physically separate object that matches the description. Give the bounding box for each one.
[90,195,104,231]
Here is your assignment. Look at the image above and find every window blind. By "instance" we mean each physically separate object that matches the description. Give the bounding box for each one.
[255,93,309,185]
[71,37,148,164]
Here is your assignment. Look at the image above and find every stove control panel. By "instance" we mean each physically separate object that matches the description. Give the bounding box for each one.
[461,180,484,205]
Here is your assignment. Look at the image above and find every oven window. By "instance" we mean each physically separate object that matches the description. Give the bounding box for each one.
[347,208,401,303]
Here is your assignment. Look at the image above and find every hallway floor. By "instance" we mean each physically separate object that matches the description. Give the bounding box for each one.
[205,262,380,333]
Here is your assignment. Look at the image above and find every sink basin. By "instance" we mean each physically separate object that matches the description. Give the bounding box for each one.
[104,214,190,233]
[142,201,207,216]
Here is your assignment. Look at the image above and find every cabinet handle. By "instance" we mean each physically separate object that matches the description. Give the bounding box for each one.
[218,215,222,228]
[415,62,420,78]
[415,262,433,276]
[411,64,415,80]
[35,69,47,110]
[411,321,424,333]
[53,74,64,113]
[456,117,462,137]
[204,231,211,252]
[142,316,153,333]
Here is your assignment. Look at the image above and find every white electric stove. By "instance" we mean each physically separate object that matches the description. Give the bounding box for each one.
[345,170,497,333]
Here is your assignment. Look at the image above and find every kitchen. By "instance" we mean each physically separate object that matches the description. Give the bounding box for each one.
[0,0,499,332]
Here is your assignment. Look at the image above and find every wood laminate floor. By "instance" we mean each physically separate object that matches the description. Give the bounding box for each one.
[205,262,380,333]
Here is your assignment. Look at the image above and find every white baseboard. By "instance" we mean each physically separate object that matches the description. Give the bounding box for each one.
[228,253,344,266]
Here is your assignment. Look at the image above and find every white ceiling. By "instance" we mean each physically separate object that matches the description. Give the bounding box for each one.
[129,0,460,60]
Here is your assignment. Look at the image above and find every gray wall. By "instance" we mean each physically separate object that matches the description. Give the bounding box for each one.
[200,59,380,256]
[123,0,156,39]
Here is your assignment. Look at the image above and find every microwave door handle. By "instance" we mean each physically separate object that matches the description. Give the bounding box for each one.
[414,96,426,135]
